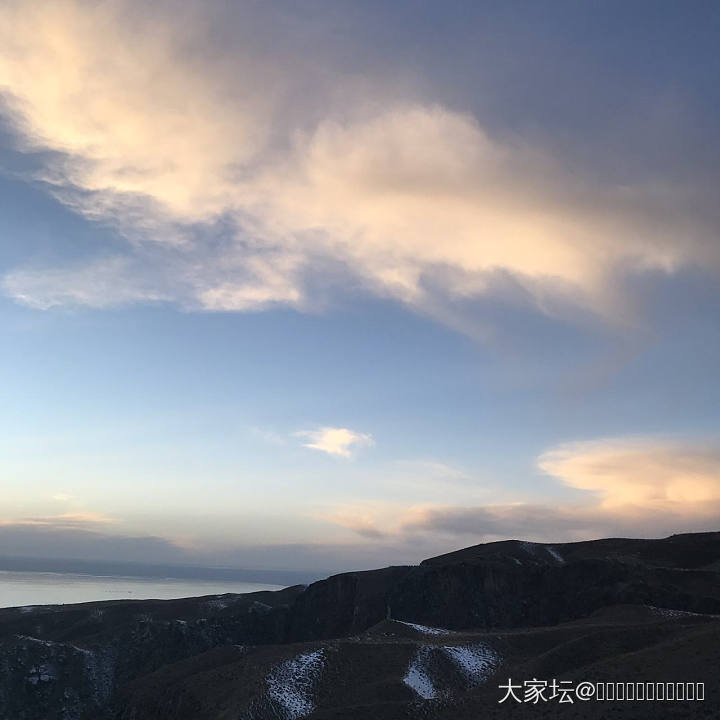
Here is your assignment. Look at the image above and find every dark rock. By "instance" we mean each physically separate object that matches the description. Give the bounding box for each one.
[1,531,718,719]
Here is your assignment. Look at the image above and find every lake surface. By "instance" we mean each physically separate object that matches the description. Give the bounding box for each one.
[0,570,285,608]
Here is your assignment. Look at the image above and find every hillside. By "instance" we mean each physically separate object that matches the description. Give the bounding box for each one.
[1,531,719,719]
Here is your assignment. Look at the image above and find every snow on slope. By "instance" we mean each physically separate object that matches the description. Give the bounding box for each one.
[545,546,566,564]
[646,605,705,619]
[396,620,453,635]
[443,643,499,684]
[267,649,325,719]
[403,646,437,699]
[13,634,117,707]
[404,643,500,700]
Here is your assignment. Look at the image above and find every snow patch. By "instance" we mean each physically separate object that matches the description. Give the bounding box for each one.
[27,663,56,684]
[647,605,703,619]
[404,643,501,700]
[443,643,500,684]
[396,620,452,635]
[16,635,55,648]
[250,600,272,613]
[403,646,437,699]
[545,546,565,564]
[206,599,228,610]
[16,634,114,700]
[17,634,93,656]
[206,595,240,611]
[267,649,325,719]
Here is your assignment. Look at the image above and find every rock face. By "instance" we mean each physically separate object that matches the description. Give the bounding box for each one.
[1,531,719,719]
[291,532,720,639]
[0,586,304,720]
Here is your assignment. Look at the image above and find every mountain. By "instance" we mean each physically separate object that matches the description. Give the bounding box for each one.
[1,531,719,719]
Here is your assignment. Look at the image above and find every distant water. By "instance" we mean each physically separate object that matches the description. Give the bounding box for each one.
[0,570,285,609]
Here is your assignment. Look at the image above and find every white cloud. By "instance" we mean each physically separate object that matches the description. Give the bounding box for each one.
[1,256,171,309]
[0,0,718,330]
[296,427,374,458]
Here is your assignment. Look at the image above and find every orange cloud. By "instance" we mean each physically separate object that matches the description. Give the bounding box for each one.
[538,437,720,510]
[0,0,717,327]
[324,438,720,543]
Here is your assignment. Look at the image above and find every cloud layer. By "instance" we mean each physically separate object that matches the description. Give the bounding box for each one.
[0,520,188,564]
[1,0,718,328]
[2,438,718,567]
[328,437,720,543]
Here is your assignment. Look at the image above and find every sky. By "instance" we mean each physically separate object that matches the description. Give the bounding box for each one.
[1,0,719,574]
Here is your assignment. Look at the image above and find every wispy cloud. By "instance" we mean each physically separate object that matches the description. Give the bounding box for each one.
[324,437,720,543]
[295,427,374,458]
[0,0,717,332]
[0,512,118,529]
[247,426,287,447]
[2,256,172,309]
[321,505,388,539]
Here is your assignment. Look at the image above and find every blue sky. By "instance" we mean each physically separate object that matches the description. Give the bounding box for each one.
[1,0,719,573]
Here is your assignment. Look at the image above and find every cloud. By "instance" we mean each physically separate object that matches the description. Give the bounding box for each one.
[0,0,267,220]
[390,460,475,486]
[326,437,720,543]
[402,501,719,544]
[2,256,172,309]
[538,437,720,510]
[318,502,439,541]
[0,521,188,564]
[252,107,690,320]
[322,506,387,539]
[0,0,718,330]
[0,512,118,528]
[295,426,374,458]
[0,515,419,573]
[247,426,288,447]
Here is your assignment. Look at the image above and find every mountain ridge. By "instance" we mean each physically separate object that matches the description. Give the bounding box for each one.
[1,530,718,719]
